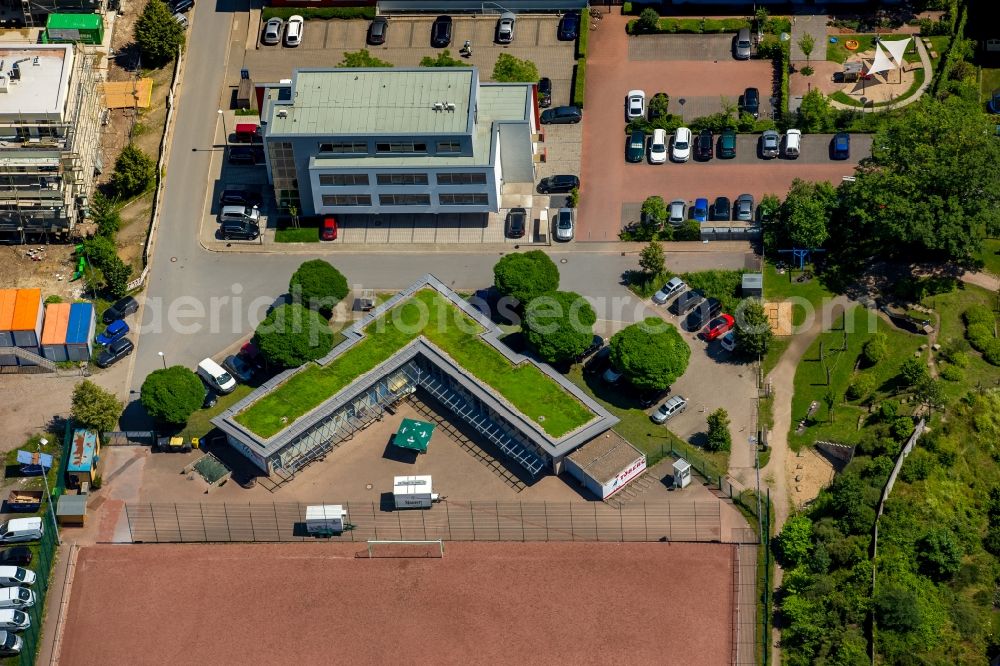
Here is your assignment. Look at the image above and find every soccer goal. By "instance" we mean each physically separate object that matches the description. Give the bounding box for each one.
[365,539,444,559]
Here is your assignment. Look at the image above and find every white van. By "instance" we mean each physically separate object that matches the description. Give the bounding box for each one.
[0,518,42,544]
[0,610,29,632]
[0,588,34,610]
[649,128,667,164]
[197,358,237,394]
[784,129,801,159]
[0,630,22,657]
[0,567,34,588]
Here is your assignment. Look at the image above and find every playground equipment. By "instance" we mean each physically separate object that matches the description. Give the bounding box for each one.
[71,245,88,281]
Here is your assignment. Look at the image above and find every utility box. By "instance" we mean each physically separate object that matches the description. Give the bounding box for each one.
[305,505,346,535]
[673,458,692,489]
[393,475,438,509]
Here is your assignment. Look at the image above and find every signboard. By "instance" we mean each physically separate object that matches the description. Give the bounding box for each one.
[604,456,647,499]
[229,436,268,472]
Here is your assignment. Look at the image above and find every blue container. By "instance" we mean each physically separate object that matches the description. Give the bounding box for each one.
[66,303,95,362]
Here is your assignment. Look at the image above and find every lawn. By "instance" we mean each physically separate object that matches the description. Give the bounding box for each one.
[275,227,320,243]
[927,35,950,63]
[236,289,596,440]
[681,270,743,313]
[829,67,925,107]
[976,239,1000,276]
[763,262,836,328]
[981,68,1000,102]
[826,34,915,64]
[180,384,254,440]
[922,283,1000,398]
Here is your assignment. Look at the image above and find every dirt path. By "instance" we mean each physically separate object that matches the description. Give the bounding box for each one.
[962,271,1000,292]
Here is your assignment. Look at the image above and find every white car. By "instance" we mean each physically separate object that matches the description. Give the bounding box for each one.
[0,568,34,588]
[720,330,736,352]
[496,11,515,44]
[0,610,29,632]
[554,208,575,241]
[652,277,686,305]
[262,17,283,45]
[672,126,692,162]
[625,89,646,121]
[649,128,667,164]
[284,15,303,47]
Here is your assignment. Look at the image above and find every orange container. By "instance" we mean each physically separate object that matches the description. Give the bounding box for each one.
[0,289,15,331]
[41,303,71,345]
[11,288,41,331]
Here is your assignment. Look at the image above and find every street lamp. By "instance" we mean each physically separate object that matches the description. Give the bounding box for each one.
[37,438,61,546]
[218,109,228,148]
[158,351,167,369]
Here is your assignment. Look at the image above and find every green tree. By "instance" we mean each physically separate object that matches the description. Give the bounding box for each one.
[706,407,731,452]
[847,373,876,401]
[899,357,929,387]
[493,251,559,306]
[916,529,963,580]
[775,515,813,567]
[491,53,538,83]
[102,255,133,300]
[636,7,660,33]
[140,366,204,425]
[609,319,690,391]
[647,92,669,118]
[81,235,117,270]
[420,50,468,67]
[797,88,835,133]
[863,332,888,365]
[875,585,922,633]
[288,259,349,315]
[734,298,772,356]
[134,0,186,68]
[71,380,124,433]
[914,376,945,411]
[797,33,815,64]
[674,219,702,241]
[641,195,667,228]
[254,303,335,368]
[524,291,596,364]
[775,179,836,251]
[90,191,122,239]
[111,144,156,199]
[338,49,393,68]
[638,241,665,276]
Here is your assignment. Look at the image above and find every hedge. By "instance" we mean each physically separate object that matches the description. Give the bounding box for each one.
[930,1,967,95]
[261,6,375,21]
[627,17,749,35]
[572,60,586,108]
[779,41,790,116]
[577,11,589,59]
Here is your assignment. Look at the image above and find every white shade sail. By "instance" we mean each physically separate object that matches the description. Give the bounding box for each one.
[868,42,896,74]
[881,38,912,67]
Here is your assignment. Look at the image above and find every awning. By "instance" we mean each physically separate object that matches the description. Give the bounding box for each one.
[392,418,434,453]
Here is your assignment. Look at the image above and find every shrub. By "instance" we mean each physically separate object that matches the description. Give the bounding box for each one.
[640,196,667,228]
[917,529,963,581]
[622,2,633,15]
[254,303,335,368]
[984,339,1000,366]
[801,65,814,76]
[757,34,782,59]
[891,416,914,440]
[706,408,732,452]
[288,259,349,314]
[566,187,579,208]
[572,61,586,108]
[963,304,995,328]
[420,50,468,68]
[339,49,392,68]
[81,236,117,270]
[44,295,62,305]
[141,366,204,425]
[899,447,934,483]
[636,7,659,33]
[111,144,156,199]
[576,13,589,59]
[261,6,375,20]
[863,332,888,365]
[966,323,994,352]
[102,256,133,300]
[492,54,538,83]
[899,357,930,387]
[848,373,876,401]
[939,363,964,382]
[674,219,701,241]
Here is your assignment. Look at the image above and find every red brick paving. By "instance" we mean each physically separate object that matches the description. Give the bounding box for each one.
[61,542,734,665]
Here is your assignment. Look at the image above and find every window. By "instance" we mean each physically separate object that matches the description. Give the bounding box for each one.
[322,194,372,206]
[376,173,429,186]
[439,193,489,205]
[319,173,369,186]
[375,142,428,154]
[379,193,431,206]
[318,142,368,154]
[436,172,487,186]
[436,141,462,154]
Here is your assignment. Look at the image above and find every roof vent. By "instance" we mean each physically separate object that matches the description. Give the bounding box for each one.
[445,102,456,112]
[432,102,444,111]
[276,109,288,119]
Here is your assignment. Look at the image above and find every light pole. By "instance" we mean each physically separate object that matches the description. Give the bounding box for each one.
[38,438,61,546]
[158,351,167,369]
[218,109,228,148]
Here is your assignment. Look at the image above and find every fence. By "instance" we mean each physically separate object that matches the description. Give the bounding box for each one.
[122,499,761,545]
[102,430,157,447]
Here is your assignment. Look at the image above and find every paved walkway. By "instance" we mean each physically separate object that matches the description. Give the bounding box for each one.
[962,270,999,292]
[789,14,829,62]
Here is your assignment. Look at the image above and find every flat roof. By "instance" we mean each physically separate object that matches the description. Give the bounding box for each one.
[567,431,645,485]
[0,44,74,117]
[267,68,475,136]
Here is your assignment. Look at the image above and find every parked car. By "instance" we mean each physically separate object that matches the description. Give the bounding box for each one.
[103,296,138,324]
[626,130,645,163]
[320,216,338,241]
[703,314,735,340]
[202,388,218,409]
[537,77,552,108]
[691,198,709,223]
[198,358,237,394]
[170,0,193,13]
[667,199,686,226]
[718,129,737,158]
[227,146,261,165]
[672,289,704,316]
[219,204,260,225]
[367,16,388,45]
[496,11,515,43]
[537,174,579,193]
[0,567,34,588]
[734,27,752,60]
[651,395,688,424]
[711,196,731,221]
[647,92,669,121]
[554,208,575,241]
[575,335,605,363]
[636,387,671,409]
[96,319,129,346]
[720,330,737,352]
[649,128,668,164]
[540,105,582,124]
[0,588,33,611]
[602,364,623,384]
[989,88,1000,114]
[223,354,255,383]
[96,337,134,368]
[284,15,303,47]
[219,188,263,207]
[505,208,527,238]
[685,297,722,331]
[831,132,851,160]
[0,610,29,632]
[262,17,283,45]
[0,550,30,568]
[557,12,579,41]
[220,219,259,241]
[584,346,612,376]
[626,89,646,121]
[760,129,780,158]
[431,15,453,47]
[671,126,692,162]
[0,630,21,657]
[784,129,801,158]
[695,129,714,160]
[741,87,760,119]
[652,277,686,305]
[734,193,754,222]
[173,12,188,28]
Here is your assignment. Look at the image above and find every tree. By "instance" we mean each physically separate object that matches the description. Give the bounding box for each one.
[641,195,667,228]
[674,219,702,241]
[775,515,813,567]
[254,303,335,368]
[706,407,732,452]
[288,259,349,314]
[647,93,670,118]
[875,585,923,633]
[734,298,772,356]
[102,256,133,300]
[797,33,815,64]
[134,0,186,68]
[609,319,690,391]
[493,251,559,306]
[491,53,538,83]
[90,191,121,239]
[636,7,660,33]
[140,366,204,425]
[916,528,963,581]
[863,332,888,365]
[111,144,156,199]
[899,357,930,387]
[81,235,117,270]
[420,50,468,67]
[914,376,945,411]
[338,49,393,68]
[774,179,836,251]
[847,373,876,400]
[797,89,835,133]
[638,241,665,276]
[823,390,836,422]
[71,380,123,433]
[524,291,596,364]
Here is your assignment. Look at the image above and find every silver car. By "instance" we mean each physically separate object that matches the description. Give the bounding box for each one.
[761,130,780,159]
[652,277,686,305]
[262,17,283,45]
[667,199,686,226]
[651,395,688,424]
[734,194,754,222]
[555,208,574,241]
[496,11,515,44]
[734,27,751,60]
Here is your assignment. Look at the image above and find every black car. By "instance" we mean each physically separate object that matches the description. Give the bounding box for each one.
[740,87,760,119]
[626,130,646,163]
[831,132,850,160]
[219,188,263,207]
[540,105,582,125]
[537,174,579,194]
[170,0,193,12]
[584,346,612,376]
[710,196,731,221]
[537,77,552,108]
[672,289,704,316]
[694,129,714,161]
[203,388,219,409]
[0,547,31,566]
[220,220,260,240]
[575,335,605,363]
[557,12,579,41]
[228,146,262,165]
[505,207,527,238]
[367,16,388,45]
[636,387,670,409]
[431,15,452,47]
[103,296,139,324]
[685,297,722,331]
[97,337,134,368]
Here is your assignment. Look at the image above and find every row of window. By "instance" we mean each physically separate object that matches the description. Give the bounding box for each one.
[321,193,490,207]
[319,172,487,187]
[317,141,463,155]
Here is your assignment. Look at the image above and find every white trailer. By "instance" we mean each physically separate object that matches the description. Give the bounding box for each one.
[305,505,347,535]
[393,475,439,509]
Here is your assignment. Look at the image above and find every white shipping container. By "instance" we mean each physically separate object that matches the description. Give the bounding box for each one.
[305,505,346,534]
[393,475,439,509]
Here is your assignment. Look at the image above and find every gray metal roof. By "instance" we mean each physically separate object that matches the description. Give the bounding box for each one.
[567,430,645,485]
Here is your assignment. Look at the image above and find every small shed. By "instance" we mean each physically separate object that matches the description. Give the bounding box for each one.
[842,61,863,83]
[41,302,71,362]
[742,273,763,299]
[56,494,87,526]
[673,458,692,489]
[564,431,646,500]
[44,13,104,45]
[11,288,43,350]
[67,428,100,487]
[65,303,95,362]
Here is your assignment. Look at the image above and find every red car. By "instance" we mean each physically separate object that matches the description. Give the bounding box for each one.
[704,314,735,341]
[320,216,338,241]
